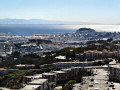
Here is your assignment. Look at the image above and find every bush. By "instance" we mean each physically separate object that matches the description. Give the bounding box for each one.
[64,80,76,90]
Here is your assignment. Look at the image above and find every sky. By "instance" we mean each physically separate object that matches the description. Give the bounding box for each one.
[0,0,120,24]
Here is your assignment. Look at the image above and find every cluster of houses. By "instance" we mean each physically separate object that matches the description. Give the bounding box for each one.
[1,60,120,90]
[21,66,88,90]
[0,59,118,90]
[73,69,112,90]
[76,49,120,59]
[21,64,109,90]
[53,60,107,68]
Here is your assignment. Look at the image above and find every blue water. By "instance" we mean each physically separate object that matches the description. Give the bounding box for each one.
[0,24,76,35]
[0,24,120,35]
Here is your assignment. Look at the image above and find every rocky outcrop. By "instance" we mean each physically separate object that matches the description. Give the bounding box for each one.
[75,28,96,33]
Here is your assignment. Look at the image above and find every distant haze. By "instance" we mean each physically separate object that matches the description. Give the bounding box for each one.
[0,19,100,25]
[68,25,120,32]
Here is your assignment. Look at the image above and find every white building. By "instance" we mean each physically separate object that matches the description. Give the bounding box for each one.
[27,79,48,90]
[20,85,41,90]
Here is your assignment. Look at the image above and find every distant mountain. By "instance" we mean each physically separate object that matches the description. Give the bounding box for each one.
[0,19,101,24]
[75,28,96,33]
[0,19,51,24]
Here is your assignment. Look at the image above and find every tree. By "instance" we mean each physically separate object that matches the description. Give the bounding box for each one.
[107,38,113,42]
[12,51,20,58]
[64,80,76,90]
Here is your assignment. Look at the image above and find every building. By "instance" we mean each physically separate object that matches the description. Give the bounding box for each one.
[53,60,105,68]
[27,79,48,90]
[73,69,110,90]
[24,74,42,84]
[61,68,74,79]
[15,64,35,69]
[54,86,62,90]
[42,72,57,82]
[55,56,66,60]
[109,64,120,81]
[83,49,120,58]
[0,68,18,75]
[52,71,67,81]
[20,85,41,90]
[71,67,82,76]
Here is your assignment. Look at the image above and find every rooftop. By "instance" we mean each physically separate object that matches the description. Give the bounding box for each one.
[53,60,104,64]
[24,74,42,79]
[61,68,71,71]
[42,72,57,76]
[20,85,40,90]
[28,79,48,85]
[15,64,35,67]
[54,86,62,90]
[52,71,66,74]
[55,56,66,59]
[109,64,120,69]
[0,68,18,71]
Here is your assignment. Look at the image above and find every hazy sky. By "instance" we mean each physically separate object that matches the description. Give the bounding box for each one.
[0,0,120,24]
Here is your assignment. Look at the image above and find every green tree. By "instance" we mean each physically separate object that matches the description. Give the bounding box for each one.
[64,80,76,90]
[12,51,20,58]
